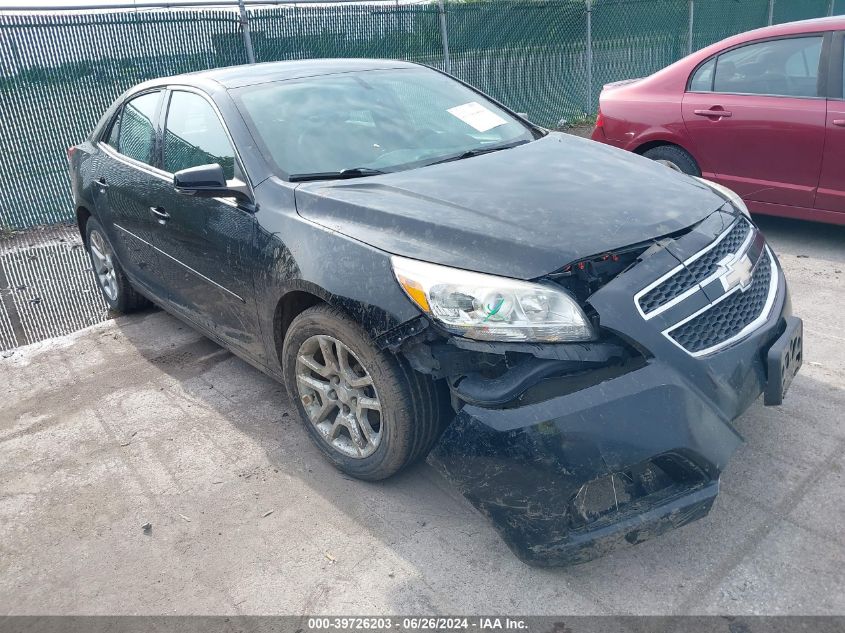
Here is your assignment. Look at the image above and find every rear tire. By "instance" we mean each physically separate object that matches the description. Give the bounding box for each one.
[84,217,150,313]
[282,304,449,481]
[642,144,701,176]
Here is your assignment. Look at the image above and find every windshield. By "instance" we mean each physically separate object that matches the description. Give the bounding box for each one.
[233,67,536,179]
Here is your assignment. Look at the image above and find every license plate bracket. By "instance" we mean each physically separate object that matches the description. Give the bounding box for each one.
[764,316,803,406]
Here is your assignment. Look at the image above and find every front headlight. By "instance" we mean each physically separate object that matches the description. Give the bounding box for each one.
[695,177,751,219]
[391,256,595,342]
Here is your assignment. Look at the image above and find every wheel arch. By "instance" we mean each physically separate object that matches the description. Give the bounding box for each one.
[633,139,704,176]
[633,139,692,156]
[270,281,415,369]
[273,287,329,363]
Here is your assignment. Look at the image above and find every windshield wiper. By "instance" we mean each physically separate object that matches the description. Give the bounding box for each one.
[288,167,387,182]
[423,139,530,167]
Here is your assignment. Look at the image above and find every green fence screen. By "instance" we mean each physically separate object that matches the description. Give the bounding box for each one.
[1,0,842,230]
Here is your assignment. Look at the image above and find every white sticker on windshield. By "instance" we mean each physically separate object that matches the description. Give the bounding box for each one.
[447,101,508,132]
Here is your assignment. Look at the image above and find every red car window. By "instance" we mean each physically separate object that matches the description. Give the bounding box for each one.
[710,36,823,98]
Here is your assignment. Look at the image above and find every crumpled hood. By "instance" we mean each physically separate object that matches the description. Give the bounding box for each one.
[293,132,728,279]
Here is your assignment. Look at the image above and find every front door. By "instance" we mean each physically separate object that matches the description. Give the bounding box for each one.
[682,34,827,209]
[152,89,262,359]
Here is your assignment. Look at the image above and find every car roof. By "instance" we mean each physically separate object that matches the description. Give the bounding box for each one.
[647,15,845,84]
[768,15,845,32]
[136,58,422,92]
[716,16,845,47]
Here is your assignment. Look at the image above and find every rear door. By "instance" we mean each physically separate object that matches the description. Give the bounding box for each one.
[152,88,262,358]
[94,89,171,300]
[815,31,845,215]
[682,34,827,209]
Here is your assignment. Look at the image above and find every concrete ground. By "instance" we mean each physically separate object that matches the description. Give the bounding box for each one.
[1,215,843,615]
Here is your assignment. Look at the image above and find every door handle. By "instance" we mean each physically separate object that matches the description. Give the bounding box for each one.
[694,108,732,118]
[149,206,170,223]
[833,119,845,127]
[96,177,109,190]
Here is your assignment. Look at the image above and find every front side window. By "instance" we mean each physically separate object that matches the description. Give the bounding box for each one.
[118,91,160,165]
[163,91,236,180]
[233,67,536,178]
[712,36,823,97]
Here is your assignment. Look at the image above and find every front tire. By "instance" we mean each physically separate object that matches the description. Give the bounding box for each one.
[282,305,448,481]
[642,144,701,176]
[84,218,150,313]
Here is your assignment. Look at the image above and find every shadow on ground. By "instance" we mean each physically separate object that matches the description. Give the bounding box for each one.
[106,263,845,614]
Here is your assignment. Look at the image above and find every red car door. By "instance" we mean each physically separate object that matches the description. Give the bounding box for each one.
[682,34,827,209]
[815,32,845,215]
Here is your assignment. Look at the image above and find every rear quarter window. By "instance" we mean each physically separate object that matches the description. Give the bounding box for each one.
[103,111,121,149]
[689,58,715,92]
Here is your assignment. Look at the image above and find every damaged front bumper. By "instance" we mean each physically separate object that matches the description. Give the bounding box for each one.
[424,214,802,566]
[428,357,740,566]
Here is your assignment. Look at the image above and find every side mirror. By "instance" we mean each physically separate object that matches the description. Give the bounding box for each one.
[173,163,254,208]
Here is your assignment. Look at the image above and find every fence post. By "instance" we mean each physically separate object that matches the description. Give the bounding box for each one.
[829,0,835,16]
[687,0,694,55]
[586,0,593,113]
[237,0,256,64]
[437,0,451,74]
[767,0,774,25]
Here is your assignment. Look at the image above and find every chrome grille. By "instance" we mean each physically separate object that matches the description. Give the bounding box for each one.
[667,250,773,355]
[633,214,779,357]
[638,218,751,315]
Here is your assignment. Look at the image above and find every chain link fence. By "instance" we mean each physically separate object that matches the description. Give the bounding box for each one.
[1,0,844,232]
[0,0,843,351]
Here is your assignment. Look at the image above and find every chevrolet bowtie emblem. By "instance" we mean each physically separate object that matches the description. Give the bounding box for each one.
[720,253,755,292]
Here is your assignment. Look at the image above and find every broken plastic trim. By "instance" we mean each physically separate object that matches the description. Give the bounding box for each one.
[507,355,648,409]
[445,338,641,408]
[567,453,709,531]
[374,314,430,351]
[451,357,580,407]
[545,219,702,304]
[385,318,641,409]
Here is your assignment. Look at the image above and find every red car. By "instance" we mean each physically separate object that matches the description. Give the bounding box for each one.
[591,17,845,225]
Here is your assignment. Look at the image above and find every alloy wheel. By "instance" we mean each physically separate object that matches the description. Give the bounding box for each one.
[295,335,383,458]
[89,230,118,301]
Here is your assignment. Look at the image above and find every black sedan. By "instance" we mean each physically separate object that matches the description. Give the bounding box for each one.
[68,59,803,566]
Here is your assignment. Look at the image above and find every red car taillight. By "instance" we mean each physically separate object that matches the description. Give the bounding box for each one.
[595,108,605,129]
